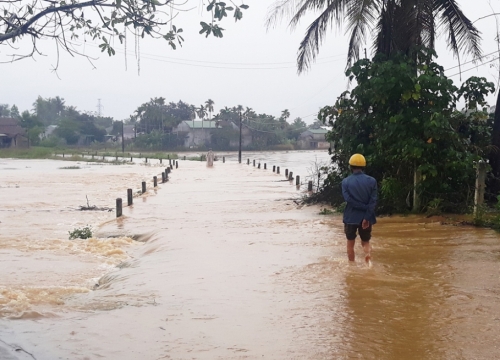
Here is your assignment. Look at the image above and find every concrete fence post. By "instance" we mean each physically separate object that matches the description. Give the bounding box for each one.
[296,175,300,186]
[289,172,293,181]
[153,176,157,187]
[258,163,261,169]
[162,172,166,183]
[160,158,162,164]
[273,165,275,172]
[223,156,225,163]
[253,159,256,166]
[116,198,122,218]
[127,189,133,206]
[176,161,178,169]
[141,181,146,194]
[247,159,250,165]
[277,166,280,174]
[264,163,267,170]
[285,169,288,178]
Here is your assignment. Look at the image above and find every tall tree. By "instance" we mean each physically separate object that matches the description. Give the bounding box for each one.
[280,109,290,121]
[267,0,481,72]
[33,96,66,125]
[132,97,191,134]
[205,99,215,120]
[196,105,207,130]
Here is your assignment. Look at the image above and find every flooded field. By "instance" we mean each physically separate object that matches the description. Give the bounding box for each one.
[0,151,499,359]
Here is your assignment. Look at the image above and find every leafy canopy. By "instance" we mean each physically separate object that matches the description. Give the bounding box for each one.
[0,0,249,63]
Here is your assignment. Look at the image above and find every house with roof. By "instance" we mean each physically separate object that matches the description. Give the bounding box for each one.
[174,120,252,148]
[298,128,331,149]
[0,118,28,148]
[174,120,217,148]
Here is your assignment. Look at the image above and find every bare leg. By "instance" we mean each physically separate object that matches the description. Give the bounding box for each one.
[362,241,371,263]
[347,240,355,262]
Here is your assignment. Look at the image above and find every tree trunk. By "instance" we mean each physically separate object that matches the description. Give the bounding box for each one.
[489,91,500,178]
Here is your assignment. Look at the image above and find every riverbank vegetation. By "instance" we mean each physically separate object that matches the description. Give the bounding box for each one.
[313,51,495,216]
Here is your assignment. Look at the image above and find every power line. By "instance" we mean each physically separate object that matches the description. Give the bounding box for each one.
[76,40,347,69]
[300,112,319,119]
[444,50,500,72]
[448,56,500,77]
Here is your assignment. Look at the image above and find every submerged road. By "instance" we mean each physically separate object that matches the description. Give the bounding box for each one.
[1,156,500,359]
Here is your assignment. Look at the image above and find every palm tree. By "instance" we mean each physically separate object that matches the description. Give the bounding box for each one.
[196,105,207,130]
[189,104,196,128]
[280,109,290,121]
[205,99,215,126]
[266,0,482,72]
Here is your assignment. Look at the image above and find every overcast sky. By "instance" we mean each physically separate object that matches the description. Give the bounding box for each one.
[1,0,499,123]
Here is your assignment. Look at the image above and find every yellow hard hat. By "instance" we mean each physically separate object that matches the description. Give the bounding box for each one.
[349,153,366,167]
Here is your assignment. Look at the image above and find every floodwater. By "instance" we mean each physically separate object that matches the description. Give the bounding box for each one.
[0,150,499,359]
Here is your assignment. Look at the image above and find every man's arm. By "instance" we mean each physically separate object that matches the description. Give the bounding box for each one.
[364,180,377,221]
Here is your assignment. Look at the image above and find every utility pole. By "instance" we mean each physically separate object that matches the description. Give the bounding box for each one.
[238,111,242,163]
[121,121,125,153]
[97,99,103,117]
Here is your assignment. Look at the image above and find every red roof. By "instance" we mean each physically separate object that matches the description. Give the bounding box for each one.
[0,118,26,137]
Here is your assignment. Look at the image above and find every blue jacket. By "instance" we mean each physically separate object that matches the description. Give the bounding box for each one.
[341,172,377,225]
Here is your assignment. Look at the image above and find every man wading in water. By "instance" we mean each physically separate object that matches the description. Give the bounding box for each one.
[206,149,215,167]
[341,153,377,265]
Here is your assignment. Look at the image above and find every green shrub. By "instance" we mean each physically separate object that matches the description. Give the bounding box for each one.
[68,225,93,240]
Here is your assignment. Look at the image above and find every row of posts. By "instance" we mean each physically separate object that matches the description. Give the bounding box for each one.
[114,154,321,217]
[116,161,179,217]
[247,158,313,191]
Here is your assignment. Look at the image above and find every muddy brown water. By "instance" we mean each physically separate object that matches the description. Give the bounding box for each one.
[0,151,499,359]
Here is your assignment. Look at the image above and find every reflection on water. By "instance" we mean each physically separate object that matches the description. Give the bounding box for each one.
[0,152,499,359]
